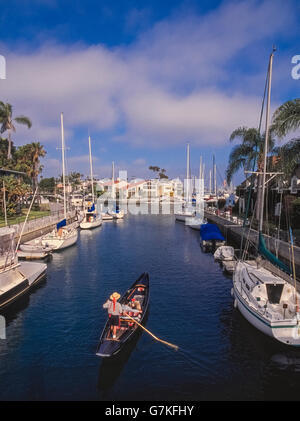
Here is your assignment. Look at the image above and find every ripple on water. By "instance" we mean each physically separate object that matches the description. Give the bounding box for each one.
[0,214,298,400]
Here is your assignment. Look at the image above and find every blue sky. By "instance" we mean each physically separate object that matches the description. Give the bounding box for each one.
[1,0,300,185]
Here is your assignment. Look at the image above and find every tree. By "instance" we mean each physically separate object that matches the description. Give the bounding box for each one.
[226,126,275,221]
[0,102,32,160]
[0,175,31,217]
[39,177,55,193]
[271,98,300,181]
[67,172,81,191]
[272,139,300,180]
[159,168,168,179]
[272,99,300,138]
[16,142,46,191]
[226,127,275,183]
[149,166,160,175]
[0,137,16,169]
[149,166,168,179]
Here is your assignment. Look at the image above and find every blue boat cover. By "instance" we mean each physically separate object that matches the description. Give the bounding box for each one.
[200,223,225,241]
[56,219,66,230]
[88,203,95,212]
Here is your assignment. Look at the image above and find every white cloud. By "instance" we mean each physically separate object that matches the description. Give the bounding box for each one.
[0,0,296,153]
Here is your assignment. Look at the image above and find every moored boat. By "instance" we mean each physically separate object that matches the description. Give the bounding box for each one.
[200,223,225,252]
[79,136,102,230]
[231,48,300,346]
[96,272,150,357]
[101,212,114,220]
[214,245,235,261]
[0,228,47,310]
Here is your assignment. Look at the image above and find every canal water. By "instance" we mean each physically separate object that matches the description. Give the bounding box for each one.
[1,214,300,401]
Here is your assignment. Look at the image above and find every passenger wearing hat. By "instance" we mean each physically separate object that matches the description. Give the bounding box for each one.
[103,292,123,339]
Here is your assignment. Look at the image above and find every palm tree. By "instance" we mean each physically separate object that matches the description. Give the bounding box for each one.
[226,126,275,220]
[272,99,300,138]
[271,98,300,180]
[0,102,32,160]
[16,142,46,192]
[226,127,275,183]
[273,139,300,180]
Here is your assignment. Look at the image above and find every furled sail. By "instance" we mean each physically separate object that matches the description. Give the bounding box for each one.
[258,232,291,274]
[56,219,67,230]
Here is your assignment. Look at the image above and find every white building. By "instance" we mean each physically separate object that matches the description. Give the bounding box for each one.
[171,178,183,198]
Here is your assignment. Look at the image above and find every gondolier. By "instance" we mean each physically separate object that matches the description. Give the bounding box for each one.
[97,273,150,357]
[103,292,123,339]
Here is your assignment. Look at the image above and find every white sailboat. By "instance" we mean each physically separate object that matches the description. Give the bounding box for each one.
[187,156,206,229]
[15,188,53,259]
[232,48,300,346]
[175,143,195,222]
[0,227,47,309]
[40,113,78,250]
[108,162,125,219]
[80,136,102,229]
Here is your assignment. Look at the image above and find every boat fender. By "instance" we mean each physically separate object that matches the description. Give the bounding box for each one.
[230,288,234,297]
[234,299,237,309]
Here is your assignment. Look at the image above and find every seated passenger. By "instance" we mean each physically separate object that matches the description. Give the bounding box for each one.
[130,298,141,311]
[122,303,141,315]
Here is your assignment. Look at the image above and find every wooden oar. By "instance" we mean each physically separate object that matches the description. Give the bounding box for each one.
[124,312,179,351]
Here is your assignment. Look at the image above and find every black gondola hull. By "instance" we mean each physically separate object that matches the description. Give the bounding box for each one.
[96,272,150,357]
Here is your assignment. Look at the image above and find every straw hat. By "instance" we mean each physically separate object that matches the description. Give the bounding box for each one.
[110,292,120,300]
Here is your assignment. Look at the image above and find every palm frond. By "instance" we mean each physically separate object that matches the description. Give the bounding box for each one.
[14,115,32,129]
[272,99,300,138]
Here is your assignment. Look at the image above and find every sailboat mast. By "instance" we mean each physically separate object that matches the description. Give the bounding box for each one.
[186,143,190,202]
[60,112,67,220]
[214,160,217,195]
[112,161,115,199]
[88,135,94,204]
[199,156,202,181]
[259,49,275,233]
[3,180,7,226]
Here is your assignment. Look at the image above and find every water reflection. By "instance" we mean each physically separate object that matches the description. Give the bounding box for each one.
[97,328,144,399]
[0,275,47,324]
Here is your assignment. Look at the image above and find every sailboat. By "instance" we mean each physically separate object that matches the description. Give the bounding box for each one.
[188,156,206,229]
[0,227,47,309]
[108,161,125,219]
[80,136,102,229]
[175,143,195,222]
[40,113,78,250]
[232,49,300,346]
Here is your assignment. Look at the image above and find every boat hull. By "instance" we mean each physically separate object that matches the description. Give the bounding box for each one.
[17,251,51,260]
[175,212,195,222]
[80,219,102,229]
[0,262,47,310]
[96,273,150,357]
[233,263,300,346]
[42,229,78,251]
[101,214,114,220]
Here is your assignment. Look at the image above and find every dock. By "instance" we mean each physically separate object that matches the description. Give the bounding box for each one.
[205,210,300,280]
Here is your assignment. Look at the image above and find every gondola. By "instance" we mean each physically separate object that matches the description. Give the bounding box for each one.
[96,272,150,357]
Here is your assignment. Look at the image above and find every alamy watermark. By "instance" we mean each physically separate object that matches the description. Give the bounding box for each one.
[291,55,300,80]
[0,55,6,79]
[0,315,6,340]
[95,170,205,225]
